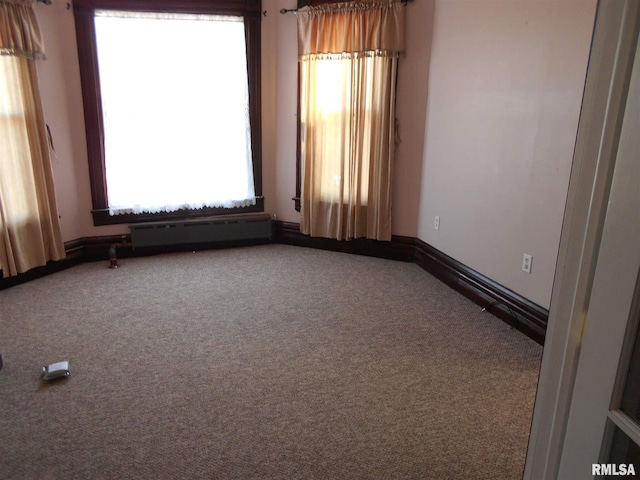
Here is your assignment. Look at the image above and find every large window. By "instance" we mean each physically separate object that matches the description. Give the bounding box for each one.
[73,0,263,225]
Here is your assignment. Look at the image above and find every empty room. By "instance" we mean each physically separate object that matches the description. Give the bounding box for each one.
[5,0,637,479]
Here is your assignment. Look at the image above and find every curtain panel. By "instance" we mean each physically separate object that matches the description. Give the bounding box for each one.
[0,0,45,59]
[298,0,404,241]
[0,0,64,277]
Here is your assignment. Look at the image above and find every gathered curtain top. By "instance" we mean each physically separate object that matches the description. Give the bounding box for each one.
[298,0,405,58]
[0,0,45,59]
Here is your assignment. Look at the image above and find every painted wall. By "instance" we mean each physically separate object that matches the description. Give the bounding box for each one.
[34,1,85,241]
[417,0,596,308]
[32,0,595,309]
[265,1,298,223]
[35,1,123,240]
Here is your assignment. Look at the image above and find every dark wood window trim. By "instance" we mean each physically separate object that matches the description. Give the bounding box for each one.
[73,0,263,226]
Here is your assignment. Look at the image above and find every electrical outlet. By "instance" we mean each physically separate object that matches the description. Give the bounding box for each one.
[522,254,532,274]
[434,216,440,230]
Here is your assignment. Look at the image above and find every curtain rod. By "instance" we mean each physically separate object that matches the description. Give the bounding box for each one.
[280,0,411,14]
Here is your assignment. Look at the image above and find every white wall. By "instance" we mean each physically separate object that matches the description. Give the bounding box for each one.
[417,0,596,308]
[33,0,595,309]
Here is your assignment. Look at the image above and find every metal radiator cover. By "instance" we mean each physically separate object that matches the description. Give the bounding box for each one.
[129,214,272,248]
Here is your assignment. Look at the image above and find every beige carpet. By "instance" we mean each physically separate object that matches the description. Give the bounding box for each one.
[0,244,542,479]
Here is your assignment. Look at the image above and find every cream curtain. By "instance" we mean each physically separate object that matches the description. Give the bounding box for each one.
[0,0,64,277]
[0,0,45,59]
[298,0,404,241]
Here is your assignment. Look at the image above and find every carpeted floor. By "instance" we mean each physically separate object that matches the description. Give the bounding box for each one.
[0,244,542,479]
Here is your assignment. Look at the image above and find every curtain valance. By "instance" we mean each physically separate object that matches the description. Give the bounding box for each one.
[298,0,404,57]
[0,0,45,59]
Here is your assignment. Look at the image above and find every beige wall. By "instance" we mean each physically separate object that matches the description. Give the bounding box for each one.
[417,0,596,308]
[33,0,595,308]
[35,1,84,241]
[264,1,297,223]
[35,1,123,240]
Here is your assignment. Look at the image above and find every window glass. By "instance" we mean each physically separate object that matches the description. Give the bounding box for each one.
[0,57,32,221]
[94,11,255,215]
[73,0,263,225]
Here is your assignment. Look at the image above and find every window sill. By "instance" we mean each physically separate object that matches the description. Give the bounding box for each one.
[91,197,265,226]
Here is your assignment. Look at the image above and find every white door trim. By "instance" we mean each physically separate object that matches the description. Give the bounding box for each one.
[558,30,640,473]
[523,2,640,479]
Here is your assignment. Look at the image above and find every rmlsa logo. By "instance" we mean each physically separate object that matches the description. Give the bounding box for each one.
[592,464,636,476]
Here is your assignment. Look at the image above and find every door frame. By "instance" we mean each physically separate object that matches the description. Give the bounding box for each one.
[523,1,640,479]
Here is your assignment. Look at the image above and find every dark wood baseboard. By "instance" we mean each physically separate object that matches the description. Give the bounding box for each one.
[274,220,416,262]
[80,235,274,263]
[1,222,547,344]
[0,236,128,290]
[273,221,547,344]
[0,234,270,290]
[0,241,84,291]
[413,238,547,345]
[0,259,84,290]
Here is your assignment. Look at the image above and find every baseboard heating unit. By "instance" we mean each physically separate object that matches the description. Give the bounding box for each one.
[129,214,272,248]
